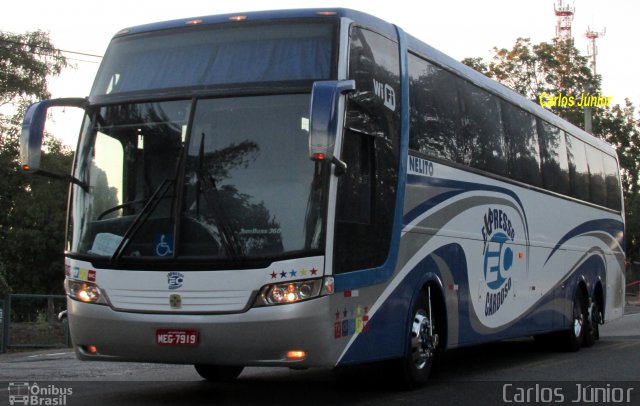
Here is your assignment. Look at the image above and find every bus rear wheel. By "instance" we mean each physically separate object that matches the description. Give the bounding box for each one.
[563,289,587,352]
[397,288,440,388]
[583,300,601,348]
[194,365,244,382]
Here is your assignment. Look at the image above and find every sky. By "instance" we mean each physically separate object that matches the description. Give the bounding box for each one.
[2,0,638,146]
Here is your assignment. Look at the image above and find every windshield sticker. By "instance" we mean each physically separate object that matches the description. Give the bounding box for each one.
[155,234,174,257]
[89,233,124,256]
[373,79,396,111]
[240,228,281,236]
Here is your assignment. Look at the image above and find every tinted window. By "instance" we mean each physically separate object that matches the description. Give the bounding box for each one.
[501,102,542,186]
[335,26,400,273]
[586,144,606,206]
[458,81,507,176]
[566,135,590,201]
[408,54,461,161]
[537,121,570,195]
[603,154,622,211]
[93,22,336,97]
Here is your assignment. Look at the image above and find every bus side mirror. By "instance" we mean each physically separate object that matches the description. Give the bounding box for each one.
[308,80,355,163]
[21,97,87,172]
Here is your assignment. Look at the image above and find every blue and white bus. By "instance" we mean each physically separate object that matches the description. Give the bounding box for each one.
[21,9,625,386]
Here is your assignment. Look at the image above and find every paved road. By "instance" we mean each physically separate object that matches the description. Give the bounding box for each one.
[0,311,638,406]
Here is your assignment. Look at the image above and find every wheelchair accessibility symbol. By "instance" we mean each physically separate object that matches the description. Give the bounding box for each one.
[155,234,174,257]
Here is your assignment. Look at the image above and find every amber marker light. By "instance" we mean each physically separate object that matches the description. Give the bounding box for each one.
[185,19,203,25]
[229,15,247,21]
[21,164,31,172]
[286,350,306,360]
[316,11,337,16]
[84,345,98,354]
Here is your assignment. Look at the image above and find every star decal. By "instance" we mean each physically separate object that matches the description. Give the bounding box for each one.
[310,267,318,276]
[289,269,297,277]
[300,269,308,277]
[270,271,277,279]
[280,271,287,278]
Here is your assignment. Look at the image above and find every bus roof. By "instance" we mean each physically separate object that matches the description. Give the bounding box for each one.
[114,8,396,39]
[115,8,614,157]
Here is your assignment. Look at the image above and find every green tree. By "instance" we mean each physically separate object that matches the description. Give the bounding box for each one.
[463,38,640,261]
[462,37,597,126]
[0,30,70,294]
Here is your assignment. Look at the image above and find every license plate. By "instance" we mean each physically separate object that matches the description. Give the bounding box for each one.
[156,329,198,346]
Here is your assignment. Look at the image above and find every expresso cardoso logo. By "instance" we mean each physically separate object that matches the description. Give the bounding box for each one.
[481,208,516,317]
[503,383,635,403]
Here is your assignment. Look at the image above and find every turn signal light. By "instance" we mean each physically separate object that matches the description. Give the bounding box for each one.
[286,350,306,360]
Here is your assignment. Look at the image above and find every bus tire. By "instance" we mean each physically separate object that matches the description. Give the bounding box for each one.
[583,300,601,348]
[563,289,587,352]
[398,288,440,388]
[194,365,244,382]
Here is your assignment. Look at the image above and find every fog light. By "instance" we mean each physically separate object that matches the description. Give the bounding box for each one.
[286,350,306,360]
[83,345,98,354]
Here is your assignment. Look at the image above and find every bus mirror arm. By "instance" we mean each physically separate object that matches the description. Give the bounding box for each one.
[20,97,88,188]
[308,80,355,167]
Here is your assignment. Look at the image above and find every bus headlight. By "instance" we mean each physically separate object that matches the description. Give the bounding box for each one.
[254,277,333,306]
[65,279,108,305]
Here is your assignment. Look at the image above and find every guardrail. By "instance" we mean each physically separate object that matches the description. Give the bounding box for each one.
[0,293,70,354]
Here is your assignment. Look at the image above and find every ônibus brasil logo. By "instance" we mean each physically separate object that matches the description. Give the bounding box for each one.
[481,208,516,317]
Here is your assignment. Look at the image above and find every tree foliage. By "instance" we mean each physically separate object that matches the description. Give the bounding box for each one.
[463,38,640,261]
[0,31,70,294]
[0,30,67,106]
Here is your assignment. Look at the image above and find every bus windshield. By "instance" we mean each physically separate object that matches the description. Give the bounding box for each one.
[69,94,325,263]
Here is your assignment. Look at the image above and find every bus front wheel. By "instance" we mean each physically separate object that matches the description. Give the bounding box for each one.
[194,365,244,382]
[398,287,440,388]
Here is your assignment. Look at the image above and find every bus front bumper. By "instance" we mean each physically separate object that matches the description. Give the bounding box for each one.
[67,295,338,367]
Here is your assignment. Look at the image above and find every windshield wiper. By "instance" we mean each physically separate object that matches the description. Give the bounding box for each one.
[111,178,173,262]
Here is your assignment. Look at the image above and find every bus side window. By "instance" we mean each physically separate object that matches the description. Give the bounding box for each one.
[538,121,570,195]
[603,154,622,211]
[501,101,542,187]
[408,54,461,161]
[457,81,508,176]
[566,135,590,202]
[586,144,606,207]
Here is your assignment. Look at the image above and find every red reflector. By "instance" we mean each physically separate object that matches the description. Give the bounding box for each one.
[313,153,326,161]
[22,165,31,171]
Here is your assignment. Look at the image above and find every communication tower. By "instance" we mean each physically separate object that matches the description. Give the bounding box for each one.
[585,26,606,75]
[554,0,575,40]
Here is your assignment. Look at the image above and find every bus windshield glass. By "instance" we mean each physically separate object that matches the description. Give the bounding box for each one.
[91,21,335,99]
[69,94,324,263]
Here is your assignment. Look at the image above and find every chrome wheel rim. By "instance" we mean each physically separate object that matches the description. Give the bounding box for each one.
[573,302,583,338]
[410,310,432,370]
